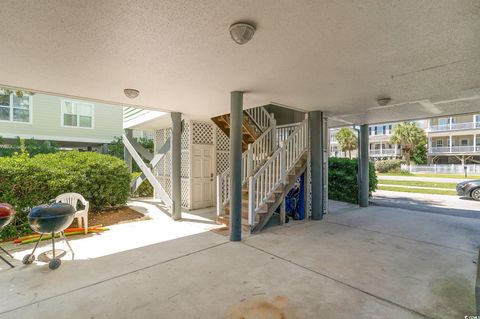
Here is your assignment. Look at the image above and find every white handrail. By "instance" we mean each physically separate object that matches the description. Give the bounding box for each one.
[276,123,300,145]
[248,118,308,225]
[245,107,274,132]
[216,121,278,216]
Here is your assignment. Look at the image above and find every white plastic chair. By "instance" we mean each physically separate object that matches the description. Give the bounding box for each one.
[55,193,90,235]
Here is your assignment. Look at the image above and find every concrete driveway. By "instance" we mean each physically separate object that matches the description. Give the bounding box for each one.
[0,201,478,318]
[373,189,480,219]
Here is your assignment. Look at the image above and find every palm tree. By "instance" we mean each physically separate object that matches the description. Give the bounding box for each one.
[389,122,427,165]
[335,127,358,159]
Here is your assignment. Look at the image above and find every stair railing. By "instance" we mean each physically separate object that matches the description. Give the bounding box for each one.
[216,119,277,216]
[248,118,308,225]
[245,107,274,132]
[276,123,300,145]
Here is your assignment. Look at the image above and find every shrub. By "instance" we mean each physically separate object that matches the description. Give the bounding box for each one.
[374,159,405,173]
[131,172,153,197]
[0,151,130,239]
[328,157,377,204]
[0,137,58,157]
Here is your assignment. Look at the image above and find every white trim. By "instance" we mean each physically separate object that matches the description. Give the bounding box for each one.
[0,132,112,144]
[0,93,33,124]
[61,99,95,129]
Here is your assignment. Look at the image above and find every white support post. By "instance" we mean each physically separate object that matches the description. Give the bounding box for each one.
[216,175,222,216]
[449,117,453,130]
[449,136,453,153]
[272,118,277,150]
[247,144,253,177]
[474,134,477,152]
[280,147,286,184]
[380,143,383,155]
[248,177,254,226]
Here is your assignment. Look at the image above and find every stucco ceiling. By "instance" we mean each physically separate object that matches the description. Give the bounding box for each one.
[0,1,479,124]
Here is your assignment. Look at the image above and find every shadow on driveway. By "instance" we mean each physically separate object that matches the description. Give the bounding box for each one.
[371,192,480,219]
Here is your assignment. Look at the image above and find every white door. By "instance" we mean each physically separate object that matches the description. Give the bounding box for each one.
[191,144,214,209]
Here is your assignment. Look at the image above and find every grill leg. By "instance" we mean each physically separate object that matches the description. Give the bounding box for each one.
[61,231,74,260]
[0,254,14,268]
[31,233,44,255]
[0,245,13,258]
[51,232,56,259]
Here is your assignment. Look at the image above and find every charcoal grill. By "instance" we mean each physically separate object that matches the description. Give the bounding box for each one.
[23,203,75,270]
[0,203,15,268]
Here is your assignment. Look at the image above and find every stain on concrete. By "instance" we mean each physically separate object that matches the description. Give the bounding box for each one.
[227,295,296,319]
[424,273,475,318]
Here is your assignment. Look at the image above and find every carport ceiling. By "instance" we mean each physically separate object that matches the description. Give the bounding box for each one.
[0,1,479,124]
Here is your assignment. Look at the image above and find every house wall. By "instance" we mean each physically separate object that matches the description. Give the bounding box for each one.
[0,93,123,144]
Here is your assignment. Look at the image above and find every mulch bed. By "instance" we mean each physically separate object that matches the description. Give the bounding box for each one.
[68,206,147,228]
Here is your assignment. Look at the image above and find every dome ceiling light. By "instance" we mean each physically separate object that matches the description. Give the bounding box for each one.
[229,22,256,45]
[124,88,140,99]
[376,97,392,106]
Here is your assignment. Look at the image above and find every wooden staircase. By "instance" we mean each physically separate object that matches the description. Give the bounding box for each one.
[211,111,264,152]
[214,114,309,234]
[218,152,308,233]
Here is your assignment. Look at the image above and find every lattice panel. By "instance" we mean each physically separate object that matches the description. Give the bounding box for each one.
[155,177,172,199]
[154,128,171,153]
[192,121,214,145]
[216,151,229,175]
[181,179,189,208]
[181,121,190,150]
[181,150,189,178]
[216,128,230,151]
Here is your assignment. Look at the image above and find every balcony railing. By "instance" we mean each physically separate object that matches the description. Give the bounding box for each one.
[369,149,397,156]
[427,122,480,132]
[429,146,480,153]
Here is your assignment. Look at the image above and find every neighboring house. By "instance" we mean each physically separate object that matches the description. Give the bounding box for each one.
[425,114,480,164]
[329,124,402,160]
[330,114,480,165]
[0,91,123,150]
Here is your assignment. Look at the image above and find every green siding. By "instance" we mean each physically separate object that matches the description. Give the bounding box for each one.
[0,94,123,143]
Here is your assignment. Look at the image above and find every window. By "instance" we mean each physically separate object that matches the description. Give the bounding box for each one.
[0,91,32,123]
[62,101,93,128]
[461,139,468,146]
[436,140,443,147]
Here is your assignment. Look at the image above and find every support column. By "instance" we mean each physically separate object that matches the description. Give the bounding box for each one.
[171,112,182,221]
[309,111,324,220]
[230,91,243,241]
[474,134,477,152]
[124,129,133,173]
[359,124,369,207]
[449,135,453,153]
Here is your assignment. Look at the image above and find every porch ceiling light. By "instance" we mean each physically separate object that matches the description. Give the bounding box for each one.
[376,97,391,106]
[124,88,140,99]
[229,22,255,45]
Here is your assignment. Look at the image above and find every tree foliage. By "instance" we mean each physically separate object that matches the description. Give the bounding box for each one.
[335,128,358,159]
[389,122,427,165]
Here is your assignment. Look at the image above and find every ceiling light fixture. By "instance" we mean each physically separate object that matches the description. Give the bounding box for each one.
[229,22,256,45]
[124,88,140,99]
[376,97,391,106]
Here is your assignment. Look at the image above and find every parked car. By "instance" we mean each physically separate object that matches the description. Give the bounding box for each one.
[456,180,480,200]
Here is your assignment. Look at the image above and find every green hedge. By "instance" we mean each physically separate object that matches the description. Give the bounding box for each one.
[0,151,130,239]
[329,157,377,204]
[131,172,154,197]
[374,159,404,173]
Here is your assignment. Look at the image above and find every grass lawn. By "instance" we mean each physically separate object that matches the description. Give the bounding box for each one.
[377,179,457,189]
[378,172,480,179]
[377,185,457,196]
